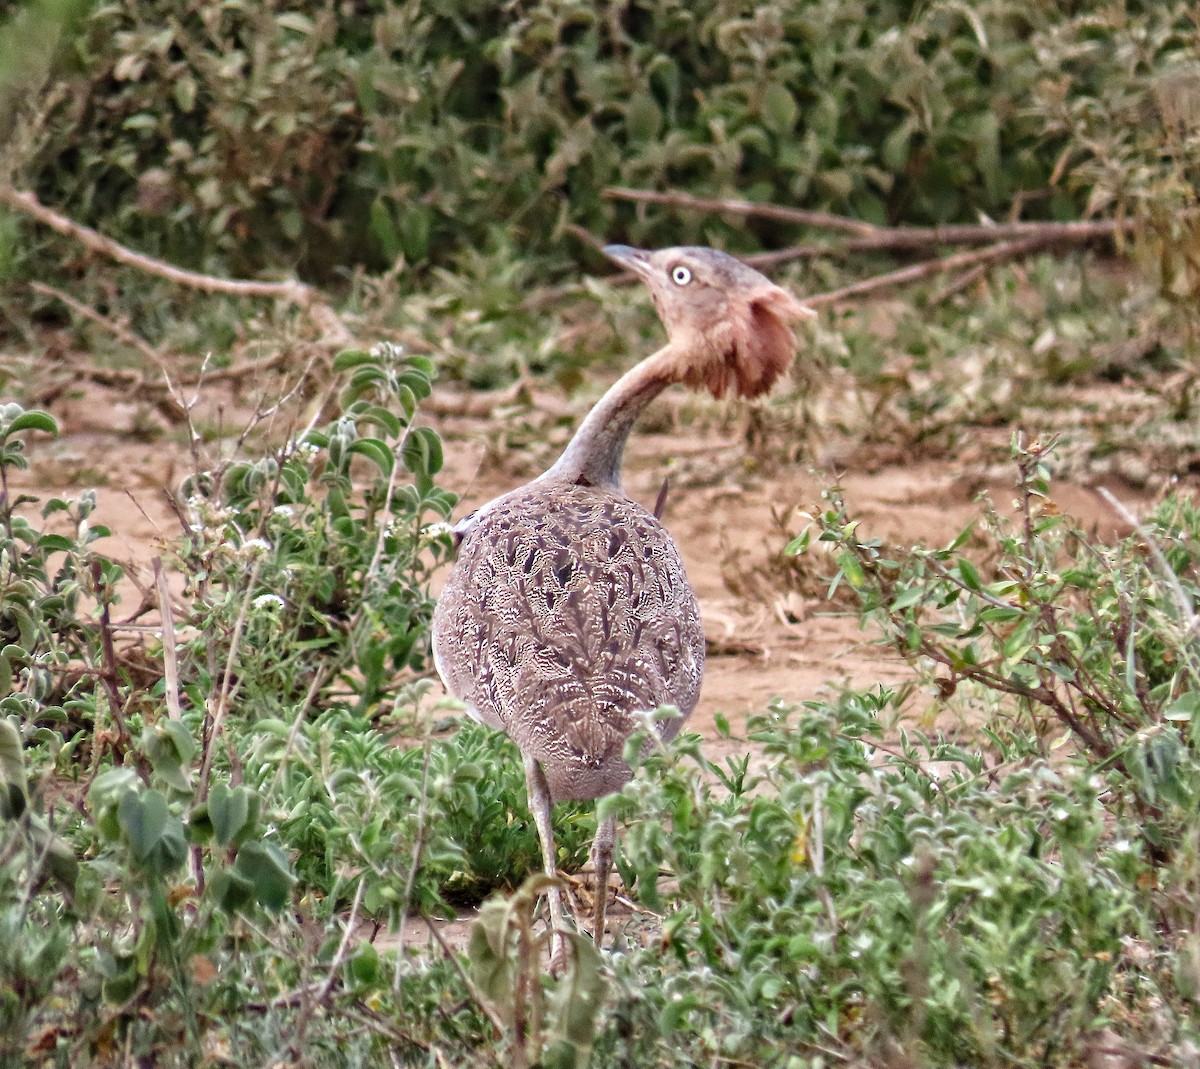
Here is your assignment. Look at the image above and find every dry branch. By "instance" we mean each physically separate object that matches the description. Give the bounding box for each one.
[604,186,878,236]
[803,237,1049,306]
[32,342,294,419]
[604,185,1134,253]
[2,185,354,346]
[30,281,163,364]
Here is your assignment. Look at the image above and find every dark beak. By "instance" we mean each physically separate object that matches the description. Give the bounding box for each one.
[603,244,653,279]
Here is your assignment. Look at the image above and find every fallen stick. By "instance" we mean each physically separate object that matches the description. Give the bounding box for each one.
[604,186,877,236]
[31,280,162,364]
[604,185,1133,252]
[804,236,1049,306]
[1,185,353,345]
[31,338,292,415]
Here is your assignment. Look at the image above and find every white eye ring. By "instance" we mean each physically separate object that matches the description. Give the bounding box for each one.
[671,265,692,286]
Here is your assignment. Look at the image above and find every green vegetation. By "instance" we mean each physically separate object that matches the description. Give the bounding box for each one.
[2,0,1198,286]
[1,0,1200,1065]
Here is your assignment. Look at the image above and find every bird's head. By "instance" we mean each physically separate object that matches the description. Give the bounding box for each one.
[604,244,815,400]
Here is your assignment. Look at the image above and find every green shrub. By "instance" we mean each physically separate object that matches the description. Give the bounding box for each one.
[799,437,1200,863]
[5,0,1197,289]
[587,692,1154,1067]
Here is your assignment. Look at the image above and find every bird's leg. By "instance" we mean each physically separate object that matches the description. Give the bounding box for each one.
[524,753,568,964]
[590,808,617,947]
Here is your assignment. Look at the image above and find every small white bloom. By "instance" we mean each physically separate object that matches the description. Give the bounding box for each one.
[240,537,272,557]
[422,521,454,542]
[287,439,320,459]
[272,505,296,519]
[253,594,285,611]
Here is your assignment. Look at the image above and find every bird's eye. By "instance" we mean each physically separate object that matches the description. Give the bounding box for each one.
[670,265,692,286]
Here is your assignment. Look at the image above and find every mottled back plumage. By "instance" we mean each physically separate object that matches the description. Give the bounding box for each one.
[433,482,703,801]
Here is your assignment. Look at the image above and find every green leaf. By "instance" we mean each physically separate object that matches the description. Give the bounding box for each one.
[544,932,608,1065]
[357,404,403,437]
[118,790,186,874]
[348,437,395,475]
[837,551,865,589]
[399,368,432,402]
[209,867,256,914]
[36,533,73,552]
[142,719,195,793]
[234,840,295,911]
[0,717,26,819]
[332,349,376,372]
[6,410,57,436]
[348,942,380,987]
[784,529,811,556]
[890,585,925,611]
[276,11,315,34]
[761,83,798,134]
[957,558,983,591]
[173,73,196,113]
[30,822,78,892]
[402,427,444,477]
[625,90,663,142]
[1164,692,1200,722]
[208,782,253,848]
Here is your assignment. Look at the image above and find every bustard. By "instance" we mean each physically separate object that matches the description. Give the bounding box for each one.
[432,245,813,957]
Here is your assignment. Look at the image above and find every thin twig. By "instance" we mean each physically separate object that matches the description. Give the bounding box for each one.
[153,557,183,723]
[604,185,1133,250]
[197,557,262,802]
[91,559,130,747]
[804,237,1048,305]
[393,719,436,996]
[928,262,994,305]
[421,915,508,1035]
[1097,487,1200,689]
[310,877,367,1010]
[30,280,162,364]
[604,186,878,236]
[266,665,331,797]
[1,185,353,345]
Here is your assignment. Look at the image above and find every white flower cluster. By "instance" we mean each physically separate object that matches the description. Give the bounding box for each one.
[239,538,272,558]
[421,521,455,544]
[286,439,321,461]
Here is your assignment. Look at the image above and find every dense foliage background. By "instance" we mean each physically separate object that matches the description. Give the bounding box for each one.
[1,0,1200,1066]
[4,0,1198,285]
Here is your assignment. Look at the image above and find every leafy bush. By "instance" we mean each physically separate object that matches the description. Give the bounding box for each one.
[0,350,595,1064]
[6,365,1200,1065]
[595,696,1161,1067]
[4,0,1197,288]
[799,437,1200,863]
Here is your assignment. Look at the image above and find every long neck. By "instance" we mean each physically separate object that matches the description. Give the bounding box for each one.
[541,346,677,488]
